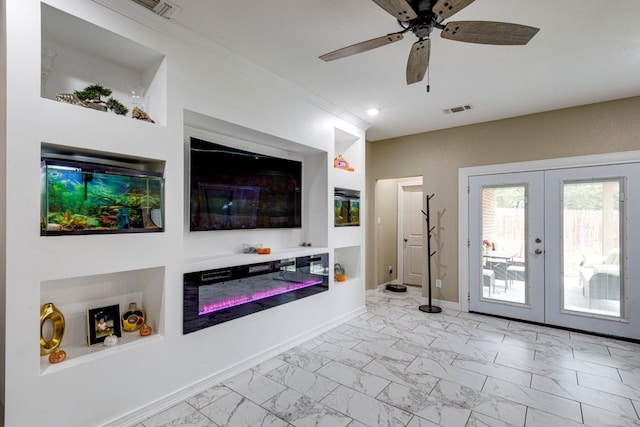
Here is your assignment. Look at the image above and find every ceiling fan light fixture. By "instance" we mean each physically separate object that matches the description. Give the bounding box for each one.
[366,108,380,116]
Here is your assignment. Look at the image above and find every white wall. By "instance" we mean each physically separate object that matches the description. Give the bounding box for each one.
[1,0,367,425]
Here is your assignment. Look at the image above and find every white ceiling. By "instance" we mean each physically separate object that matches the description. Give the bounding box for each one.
[157,0,640,141]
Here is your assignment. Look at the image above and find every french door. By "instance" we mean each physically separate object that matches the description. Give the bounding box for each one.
[469,171,545,323]
[468,163,640,340]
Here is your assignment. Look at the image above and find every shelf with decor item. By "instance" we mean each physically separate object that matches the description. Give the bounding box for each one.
[184,246,330,273]
[39,266,164,375]
[41,3,167,125]
[333,245,362,286]
[334,127,362,174]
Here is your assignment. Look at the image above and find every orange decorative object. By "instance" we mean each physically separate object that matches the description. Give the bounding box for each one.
[334,155,354,172]
[48,348,67,364]
[257,247,271,254]
[336,274,346,282]
[139,324,152,337]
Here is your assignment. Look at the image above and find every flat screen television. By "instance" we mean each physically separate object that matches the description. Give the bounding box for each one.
[189,137,302,231]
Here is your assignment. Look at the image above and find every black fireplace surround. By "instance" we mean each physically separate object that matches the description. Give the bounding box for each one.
[183,253,329,334]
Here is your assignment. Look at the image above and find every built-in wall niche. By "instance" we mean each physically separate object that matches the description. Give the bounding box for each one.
[334,128,361,173]
[41,143,165,236]
[41,3,167,125]
[39,266,164,375]
[334,245,361,285]
[183,110,329,257]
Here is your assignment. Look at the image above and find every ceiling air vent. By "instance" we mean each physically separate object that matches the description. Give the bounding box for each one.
[130,0,178,19]
[443,105,473,114]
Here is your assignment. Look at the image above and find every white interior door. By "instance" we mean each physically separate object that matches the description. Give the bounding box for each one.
[400,185,423,286]
[469,164,640,340]
[544,164,640,339]
[469,172,545,323]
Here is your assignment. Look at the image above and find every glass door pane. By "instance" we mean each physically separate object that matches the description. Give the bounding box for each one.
[562,180,621,318]
[481,186,527,304]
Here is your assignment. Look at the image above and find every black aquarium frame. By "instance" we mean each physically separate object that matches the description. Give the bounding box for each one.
[41,157,165,236]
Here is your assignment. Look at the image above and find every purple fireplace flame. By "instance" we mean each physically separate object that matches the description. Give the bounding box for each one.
[198,278,323,315]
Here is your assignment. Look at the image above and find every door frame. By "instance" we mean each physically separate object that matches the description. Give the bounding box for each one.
[397,179,423,286]
[459,150,640,313]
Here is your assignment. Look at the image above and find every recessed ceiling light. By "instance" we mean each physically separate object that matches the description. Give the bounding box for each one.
[366,108,380,117]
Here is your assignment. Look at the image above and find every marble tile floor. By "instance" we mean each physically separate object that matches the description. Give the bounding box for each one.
[137,287,640,426]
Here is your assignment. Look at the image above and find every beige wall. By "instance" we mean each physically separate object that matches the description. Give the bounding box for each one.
[366,96,640,303]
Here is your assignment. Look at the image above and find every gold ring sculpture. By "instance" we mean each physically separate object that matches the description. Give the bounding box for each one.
[40,303,65,356]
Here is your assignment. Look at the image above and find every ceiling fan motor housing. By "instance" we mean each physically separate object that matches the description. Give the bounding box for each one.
[409,14,438,39]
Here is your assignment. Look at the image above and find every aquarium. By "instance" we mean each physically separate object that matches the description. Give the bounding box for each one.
[41,158,164,235]
[334,188,360,226]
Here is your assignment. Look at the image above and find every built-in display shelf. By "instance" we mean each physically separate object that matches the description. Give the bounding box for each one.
[334,127,361,173]
[334,245,361,284]
[184,247,330,272]
[41,3,167,125]
[40,333,163,376]
[39,266,164,375]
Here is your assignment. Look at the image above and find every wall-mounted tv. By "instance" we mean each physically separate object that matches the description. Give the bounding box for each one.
[190,137,302,231]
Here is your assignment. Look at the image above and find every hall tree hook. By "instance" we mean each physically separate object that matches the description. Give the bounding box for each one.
[419,193,442,313]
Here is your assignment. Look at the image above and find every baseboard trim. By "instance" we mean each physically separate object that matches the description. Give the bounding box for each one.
[374,284,461,312]
[105,306,366,427]
[431,298,460,311]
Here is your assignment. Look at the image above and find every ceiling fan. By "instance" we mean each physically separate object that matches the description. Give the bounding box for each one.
[319,0,539,85]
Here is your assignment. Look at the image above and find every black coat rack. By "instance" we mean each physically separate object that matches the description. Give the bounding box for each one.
[419,194,442,313]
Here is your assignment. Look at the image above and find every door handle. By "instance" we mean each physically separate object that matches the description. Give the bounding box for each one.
[404,238,408,242]
[535,249,543,255]
[535,238,542,243]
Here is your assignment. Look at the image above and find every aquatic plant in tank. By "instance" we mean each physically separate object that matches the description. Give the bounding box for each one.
[41,159,164,235]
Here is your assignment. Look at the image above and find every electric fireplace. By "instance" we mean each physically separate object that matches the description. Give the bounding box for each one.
[183,253,329,334]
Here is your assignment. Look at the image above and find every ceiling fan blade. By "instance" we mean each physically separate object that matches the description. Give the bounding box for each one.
[432,0,475,21]
[406,39,431,85]
[371,0,417,21]
[319,32,404,62]
[441,21,539,45]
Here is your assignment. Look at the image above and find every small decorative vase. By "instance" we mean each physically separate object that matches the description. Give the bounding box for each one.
[139,324,153,337]
[48,348,67,364]
[122,302,145,332]
[103,333,118,347]
[128,85,147,111]
[40,303,65,356]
